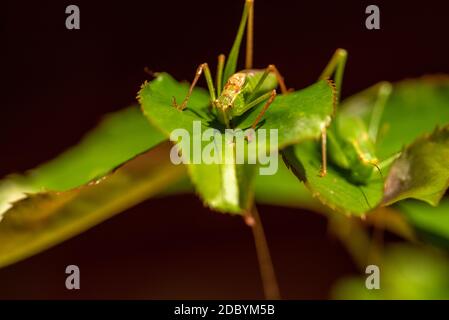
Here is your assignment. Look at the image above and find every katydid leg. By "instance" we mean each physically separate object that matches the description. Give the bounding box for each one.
[368,82,392,142]
[251,90,277,130]
[320,127,328,177]
[223,0,253,83]
[378,152,401,171]
[268,65,288,94]
[216,54,226,96]
[241,90,274,116]
[318,48,348,177]
[246,0,254,69]
[172,63,217,111]
[246,64,288,105]
[319,48,348,101]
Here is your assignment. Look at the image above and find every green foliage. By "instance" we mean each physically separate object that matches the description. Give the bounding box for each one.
[397,199,449,248]
[237,79,335,148]
[282,77,449,215]
[283,142,383,216]
[254,157,324,211]
[138,73,212,135]
[0,107,166,218]
[139,73,253,213]
[333,244,449,299]
[1,0,449,302]
[138,73,335,214]
[186,161,257,214]
[28,107,165,192]
[1,75,448,267]
[384,125,449,206]
[0,144,185,268]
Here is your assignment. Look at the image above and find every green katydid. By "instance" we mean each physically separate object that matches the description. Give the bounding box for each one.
[318,49,396,183]
[171,0,394,185]
[172,0,288,130]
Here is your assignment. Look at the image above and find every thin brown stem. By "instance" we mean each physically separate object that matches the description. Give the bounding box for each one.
[246,206,281,300]
[367,211,385,266]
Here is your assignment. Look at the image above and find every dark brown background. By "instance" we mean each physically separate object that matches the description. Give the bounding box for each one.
[0,0,448,299]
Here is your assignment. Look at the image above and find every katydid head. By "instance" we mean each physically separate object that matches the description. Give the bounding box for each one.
[347,157,380,184]
[327,114,381,185]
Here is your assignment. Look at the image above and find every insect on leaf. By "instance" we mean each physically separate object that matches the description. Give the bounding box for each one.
[281,76,449,215]
[138,73,257,214]
[341,76,449,160]
[282,142,384,216]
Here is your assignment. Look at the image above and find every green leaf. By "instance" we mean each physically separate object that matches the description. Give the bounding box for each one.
[237,80,335,150]
[188,163,257,214]
[384,126,449,206]
[254,157,325,212]
[138,73,212,136]
[282,142,384,216]
[0,144,186,268]
[397,199,449,247]
[0,106,166,218]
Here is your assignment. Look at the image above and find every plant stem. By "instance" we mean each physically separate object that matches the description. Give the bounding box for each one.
[368,211,385,266]
[246,206,281,300]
